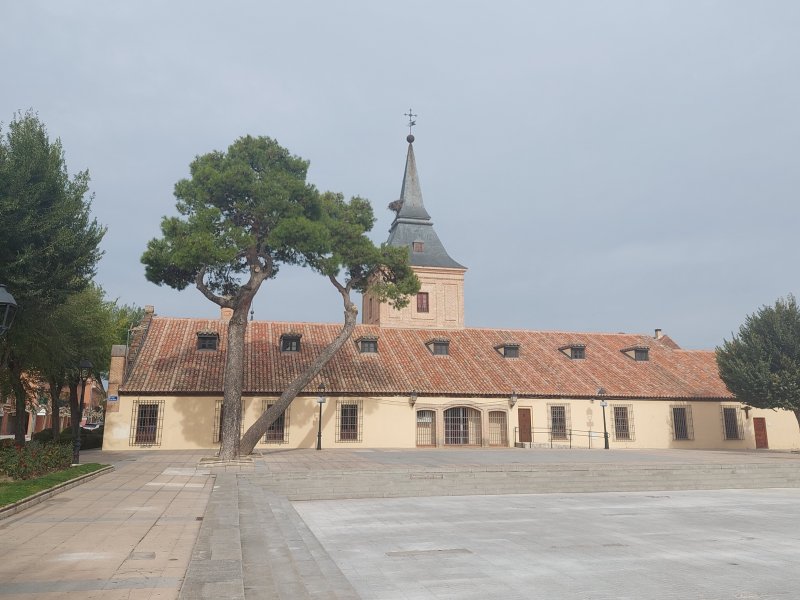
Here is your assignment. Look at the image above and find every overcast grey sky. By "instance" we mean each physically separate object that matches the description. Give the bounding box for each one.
[2,1,799,349]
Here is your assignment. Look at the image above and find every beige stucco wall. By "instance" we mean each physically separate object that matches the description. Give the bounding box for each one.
[103,394,800,451]
[363,266,466,329]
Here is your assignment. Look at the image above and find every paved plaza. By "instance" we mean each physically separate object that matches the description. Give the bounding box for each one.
[2,448,800,599]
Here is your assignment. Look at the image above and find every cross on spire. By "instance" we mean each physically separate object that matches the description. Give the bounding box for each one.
[404,108,417,135]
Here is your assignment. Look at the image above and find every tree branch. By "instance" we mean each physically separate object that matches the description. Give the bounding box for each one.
[195,267,233,308]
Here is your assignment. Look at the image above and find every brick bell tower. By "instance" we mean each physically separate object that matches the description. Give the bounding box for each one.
[362,132,466,330]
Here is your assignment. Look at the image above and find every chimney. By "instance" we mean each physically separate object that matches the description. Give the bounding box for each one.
[654,328,663,340]
[221,307,233,321]
[106,344,128,414]
[144,305,154,315]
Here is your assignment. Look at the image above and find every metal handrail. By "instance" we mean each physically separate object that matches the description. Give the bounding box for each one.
[514,426,609,449]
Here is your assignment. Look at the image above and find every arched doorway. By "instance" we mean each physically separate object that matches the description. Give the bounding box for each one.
[444,407,481,445]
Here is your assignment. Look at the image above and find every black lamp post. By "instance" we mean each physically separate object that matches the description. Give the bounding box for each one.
[316,383,326,451]
[0,284,18,336]
[597,387,610,450]
[73,359,93,464]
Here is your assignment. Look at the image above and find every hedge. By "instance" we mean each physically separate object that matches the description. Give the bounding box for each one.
[0,440,73,480]
[31,427,104,450]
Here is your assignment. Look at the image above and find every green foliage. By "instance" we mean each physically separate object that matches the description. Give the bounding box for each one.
[142,135,321,298]
[0,463,105,505]
[0,440,72,480]
[28,426,104,450]
[716,295,800,415]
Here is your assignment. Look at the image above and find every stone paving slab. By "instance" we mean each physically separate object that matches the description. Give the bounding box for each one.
[294,487,800,600]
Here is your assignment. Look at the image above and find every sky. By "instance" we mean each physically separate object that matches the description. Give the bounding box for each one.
[2,1,799,350]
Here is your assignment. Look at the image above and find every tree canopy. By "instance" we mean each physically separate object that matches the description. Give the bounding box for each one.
[142,135,418,458]
[0,112,105,444]
[716,295,800,429]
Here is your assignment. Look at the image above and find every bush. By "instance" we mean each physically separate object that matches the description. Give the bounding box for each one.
[31,427,104,450]
[0,441,73,480]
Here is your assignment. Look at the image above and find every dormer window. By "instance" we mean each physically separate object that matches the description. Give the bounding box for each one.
[426,338,450,356]
[412,241,425,253]
[280,333,302,353]
[621,346,649,361]
[559,343,586,360]
[356,336,378,353]
[495,343,520,358]
[197,331,219,351]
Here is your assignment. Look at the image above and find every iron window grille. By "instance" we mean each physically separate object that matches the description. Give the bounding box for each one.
[417,292,429,313]
[416,410,436,446]
[721,406,744,440]
[356,337,378,353]
[612,404,635,441]
[571,346,586,359]
[130,400,164,446]
[488,411,508,446]
[261,400,290,444]
[336,399,363,442]
[444,406,482,445]
[548,403,570,440]
[671,405,694,440]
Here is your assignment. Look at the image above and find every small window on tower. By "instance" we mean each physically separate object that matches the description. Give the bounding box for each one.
[417,292,429,313]
[413,241,424,253]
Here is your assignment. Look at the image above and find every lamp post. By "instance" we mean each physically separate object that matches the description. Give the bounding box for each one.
[316,383,326,451]
[73,359,93,464]
[597,387,609,450]
[0,284,18,336]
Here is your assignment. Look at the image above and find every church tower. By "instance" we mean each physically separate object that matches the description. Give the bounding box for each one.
[362,134,466,329]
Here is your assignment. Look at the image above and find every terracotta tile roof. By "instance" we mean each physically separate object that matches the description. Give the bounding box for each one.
[120,318,732,400]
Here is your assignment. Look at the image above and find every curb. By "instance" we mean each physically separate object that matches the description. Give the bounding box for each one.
[0,465,115,521]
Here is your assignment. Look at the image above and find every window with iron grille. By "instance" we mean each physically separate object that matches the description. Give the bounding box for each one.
[612,404,635,441]
[417,292,429,313]
[416,410,436,446]
[671,405,694,440]
[261,400,290,444]
[571,346,585,359]
[722,406,743,440]
[280,335,301,352]
[197,333,218,351]
[502,345,519,358]
[336,399,362,442]
[412,241,424,253]
[634,348,649,361]
[432,341,449,356]
[548,404,569,440]
[444,407,482,445]
[488,411,508,446]
[359,339,378,353]
[130,400,164,446]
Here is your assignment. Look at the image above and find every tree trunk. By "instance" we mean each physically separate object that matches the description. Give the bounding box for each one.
[68,381,80,463]
[49,377,63,442]
[239,290,359,456]
[794,409,800,431]
[218,301,252,461]
[9,358,27,446]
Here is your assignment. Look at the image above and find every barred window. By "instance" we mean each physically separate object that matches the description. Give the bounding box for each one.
[417,292,429,313]
[548,404,569,440]
[612,404,635,441]
[130,400,164,446]
[416,410,436,446]
[722,406,743,440]
[488,411,508,446]
[280,335,301,352]
[413,241,424,253]
[262,400,289,444]
[336,399,363,442]
[671,405,694,441]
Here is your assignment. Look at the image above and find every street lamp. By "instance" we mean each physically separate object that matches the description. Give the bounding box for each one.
[315,383,326,451]
[0,284,18,336]
[73,359,94,464]
[597,387,609,450]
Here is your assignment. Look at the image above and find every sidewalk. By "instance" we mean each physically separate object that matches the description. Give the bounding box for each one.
[0,450,212,600]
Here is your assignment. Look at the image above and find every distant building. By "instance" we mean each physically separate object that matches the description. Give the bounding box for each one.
[103,136,799,451]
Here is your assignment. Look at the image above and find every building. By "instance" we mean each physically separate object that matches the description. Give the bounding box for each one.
[102,135,800,452]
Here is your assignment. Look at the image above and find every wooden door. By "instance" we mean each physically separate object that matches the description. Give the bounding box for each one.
[753,417,769,449]
[518,408,531,443]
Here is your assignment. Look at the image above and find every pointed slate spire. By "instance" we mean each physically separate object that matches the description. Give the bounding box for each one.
[387,135,465,270]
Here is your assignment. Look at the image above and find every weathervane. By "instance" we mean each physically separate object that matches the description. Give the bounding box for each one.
[404,108,417,135]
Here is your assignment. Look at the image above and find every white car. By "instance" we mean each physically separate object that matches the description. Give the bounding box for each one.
[81,423,102,431]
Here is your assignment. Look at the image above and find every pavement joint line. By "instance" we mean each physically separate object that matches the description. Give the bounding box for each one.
[0,465,115,521]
